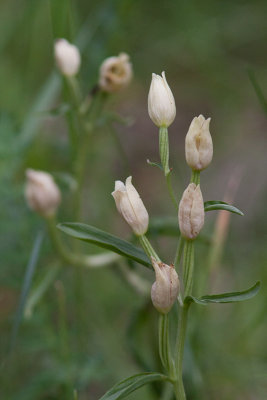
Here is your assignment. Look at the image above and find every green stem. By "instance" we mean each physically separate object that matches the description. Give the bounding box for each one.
[172,237,195,399]
[159,126,170,176]
[174,236,184,269]
[159,314,175,378]
[139,234,160,261]
[183,240,195,299]
[190,170,200,185]
[174,304,189,400]
[166,172,178,210]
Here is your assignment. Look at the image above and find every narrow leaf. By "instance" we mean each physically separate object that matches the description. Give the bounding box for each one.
[9,231,44,353]
[204,201,244,216]
[57,223,152,269]
[185,281,260,305]
[147,159,163,171]
[99,372,169,400]
[247,68,267,116]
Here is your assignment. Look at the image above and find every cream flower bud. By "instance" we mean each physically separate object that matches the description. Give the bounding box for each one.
[54,39,81,76]
[185,115,213,171]
[111,176,149,236]
[99,53,132,92]
[25,169,61,217]
[178,183,204,240]
[151,258,179,314]
[148,71,176,127]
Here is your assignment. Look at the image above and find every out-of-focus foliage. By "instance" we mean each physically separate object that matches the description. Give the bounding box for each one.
[0,0,266,399]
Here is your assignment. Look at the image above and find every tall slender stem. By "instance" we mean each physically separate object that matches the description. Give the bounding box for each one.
[183,240,195,298]
[159,126,170,176]
[173,239,195,400]
[159,314,175,378]
[139,234,160,261]
[174,304,189,400]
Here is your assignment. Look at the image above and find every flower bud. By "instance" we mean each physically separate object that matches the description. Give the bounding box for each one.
[112,176,149,236]
[25,169,61,217]
[99,53,132,92]
[151,258,179,314]
[178,183,204,240]
[148,71,176,127]
[54,39,81,76]
[185,115,213,171]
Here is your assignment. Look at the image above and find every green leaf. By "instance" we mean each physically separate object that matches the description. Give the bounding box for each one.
[147,159,163,171]
[185,281,260,305]
[99,372,169,400]
[57,223,152,269]
[148,216,179,237]
[247,68,267,116]
[10,231,44,353]
[204,201,244,216]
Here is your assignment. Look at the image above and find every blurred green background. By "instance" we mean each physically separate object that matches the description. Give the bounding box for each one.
[0,0,266,399]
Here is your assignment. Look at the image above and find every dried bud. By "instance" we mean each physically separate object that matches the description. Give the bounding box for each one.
[151,258,179,314]
[185,115,213,171]
[54,39,81,76]
[148,71,176,127]
[25,169,61,217]
[112,176,149,236]
[99,53,132,92]
[178,183,204,240]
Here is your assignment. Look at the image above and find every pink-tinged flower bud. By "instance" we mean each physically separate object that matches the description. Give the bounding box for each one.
[151,258,179,314]
[185,115,213,171]
[178,183,204,240]
[148,72,176,127]
[99,53,132,92]
[112,176,149,236]
[25,169,61,217]
[54,39,81,76]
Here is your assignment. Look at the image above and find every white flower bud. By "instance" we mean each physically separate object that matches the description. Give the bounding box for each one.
[99,53,132,92]
[112,176,149,236]
[178,183,204,240]
[151,258,179,314]
[25,169,61,217]
[185,115,213,171]
[148,71,176,127]
[54,39,81,76]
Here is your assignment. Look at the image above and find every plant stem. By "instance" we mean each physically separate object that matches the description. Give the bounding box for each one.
[173,303,189,400]
[159,126,170,177]
[173,238,195,399]
[159,313,175,378]
[174,236,184,269]
[166,171,178,210]
[190,170,200,185]
[183,240,195,298]
[139,234,160,261]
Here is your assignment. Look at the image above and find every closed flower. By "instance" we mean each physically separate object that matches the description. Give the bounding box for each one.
[178,183,204,239]
[185,115,213,171]
[25,169,61,217]
[148,72,176,127]
[151,257,179,314]
[112,176,148,236]
[54,39,81,76]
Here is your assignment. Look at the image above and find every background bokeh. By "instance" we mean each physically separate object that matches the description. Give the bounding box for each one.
[0,0,266,399]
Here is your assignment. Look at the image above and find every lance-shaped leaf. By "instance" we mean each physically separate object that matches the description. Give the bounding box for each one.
[185,281,260,305]
[57,223,152,269]
[99,372,169,400]
[147,159,163,171]
[204,201,244,216]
